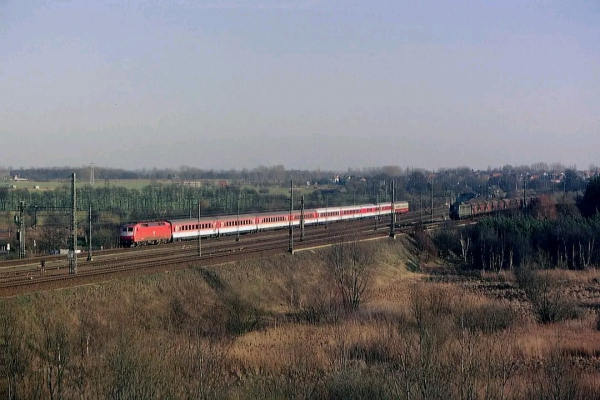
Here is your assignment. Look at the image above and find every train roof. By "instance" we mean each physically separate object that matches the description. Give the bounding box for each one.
[168,213,258,225]
[124,201,411,227]
[122,221,170,227]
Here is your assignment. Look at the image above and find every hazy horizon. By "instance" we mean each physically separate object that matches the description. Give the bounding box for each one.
[2,1,599,171]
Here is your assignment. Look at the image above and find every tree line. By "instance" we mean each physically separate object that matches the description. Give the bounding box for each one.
[427,177,600,272]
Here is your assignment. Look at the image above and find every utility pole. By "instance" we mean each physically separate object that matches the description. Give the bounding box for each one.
[89,163,94,185]
[69,173,77,274]
[389,181,396,238]
[197,200,201,257]
[419,192,423,223]
[288,179,294,253]
[375,190,379,230]
[16,201,25,259]
[236,191,240,242]
[523,174,527,209]
[431,171,434,223]
[87,203,93,262]
[300,195,305,241]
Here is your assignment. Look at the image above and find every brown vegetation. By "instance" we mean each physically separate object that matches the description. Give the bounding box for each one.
[1,239,599,399]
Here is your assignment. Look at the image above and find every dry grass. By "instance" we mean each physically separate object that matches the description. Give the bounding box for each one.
[513,315,600,360]
[545,267,600,284]
[3,241,600,398]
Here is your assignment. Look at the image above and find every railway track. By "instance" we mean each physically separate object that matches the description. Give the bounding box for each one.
[0,207,454,296]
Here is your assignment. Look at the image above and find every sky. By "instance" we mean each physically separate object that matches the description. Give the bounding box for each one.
[1,0,599,172]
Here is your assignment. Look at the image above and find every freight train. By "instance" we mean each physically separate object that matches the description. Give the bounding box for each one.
[120,202,409,247]
[449,196,536,220]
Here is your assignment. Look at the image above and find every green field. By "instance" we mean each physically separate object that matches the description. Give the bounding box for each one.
[2,179,331,195]
[3,179,198,191]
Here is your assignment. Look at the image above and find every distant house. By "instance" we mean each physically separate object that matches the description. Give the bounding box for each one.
[218,180,228,188]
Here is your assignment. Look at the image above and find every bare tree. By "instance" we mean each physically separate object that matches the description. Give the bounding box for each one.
[38,212,70,254]
[36,316,71,400]
[0,303,30,400]
[327,240,377,312]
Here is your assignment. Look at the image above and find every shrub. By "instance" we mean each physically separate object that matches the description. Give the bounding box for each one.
[458,302,517,333]
[323,369,390,400]
[516,266,582,323]
[292,300,340,325]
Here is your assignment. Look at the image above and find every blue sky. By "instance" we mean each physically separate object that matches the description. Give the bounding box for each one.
[1,0,599,171]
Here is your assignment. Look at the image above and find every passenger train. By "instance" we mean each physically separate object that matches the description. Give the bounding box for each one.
[120,202,410,247]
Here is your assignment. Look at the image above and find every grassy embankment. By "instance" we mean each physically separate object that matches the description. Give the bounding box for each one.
[1,237,600,399]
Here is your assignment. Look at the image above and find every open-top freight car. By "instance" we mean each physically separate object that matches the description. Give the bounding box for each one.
[449,196,535,220]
